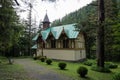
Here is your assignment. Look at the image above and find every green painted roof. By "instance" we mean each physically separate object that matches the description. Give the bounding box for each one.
[63,24,79,38]
[51,26,63,39]
[32,33,39,41]
[41,28,50,40]
[31,44,37,49]
[32,23,80,41]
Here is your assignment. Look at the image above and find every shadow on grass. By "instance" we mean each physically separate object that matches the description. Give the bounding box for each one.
[58,68,69,71]
[77,75,95,80]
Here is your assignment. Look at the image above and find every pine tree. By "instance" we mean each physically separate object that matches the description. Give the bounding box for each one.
[104,0,119,61]
[0,0,23,64]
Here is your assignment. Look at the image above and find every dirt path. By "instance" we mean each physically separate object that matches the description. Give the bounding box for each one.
[15,58,73,80]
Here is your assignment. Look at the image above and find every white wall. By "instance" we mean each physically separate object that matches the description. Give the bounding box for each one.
[37,49,86,61]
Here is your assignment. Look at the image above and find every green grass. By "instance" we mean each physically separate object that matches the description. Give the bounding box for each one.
[0,56,32,80]
[35,59,120,80]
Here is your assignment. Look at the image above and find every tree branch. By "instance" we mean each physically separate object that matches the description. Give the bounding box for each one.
[14,0,19,6]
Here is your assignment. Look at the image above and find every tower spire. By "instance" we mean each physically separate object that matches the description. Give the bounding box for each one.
[46,10,47,14]
[43,11,50,23]
[42,11,50,29]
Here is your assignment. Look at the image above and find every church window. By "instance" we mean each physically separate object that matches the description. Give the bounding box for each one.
[63,39,69,48]
[51,39,56,48]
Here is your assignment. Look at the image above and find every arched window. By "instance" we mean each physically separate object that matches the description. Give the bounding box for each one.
[63,39,69,48]
[43,42,45,48]
[51,39,56,48]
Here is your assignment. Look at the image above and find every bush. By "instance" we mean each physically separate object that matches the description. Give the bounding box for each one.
[105,62,118,69]
[58,62,67,70]
[109,64,118,69]
[46,59,52,65]
[91,65,111,73]
[33,57,37,60]
[83,61,92,66]
[40,57,45,62]
[112,73,120,80]
[77,66,88,77]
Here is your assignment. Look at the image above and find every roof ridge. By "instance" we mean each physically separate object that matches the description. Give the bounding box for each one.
[51,23,76,28]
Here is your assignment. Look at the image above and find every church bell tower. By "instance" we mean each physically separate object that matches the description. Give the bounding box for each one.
[42,13,50,29]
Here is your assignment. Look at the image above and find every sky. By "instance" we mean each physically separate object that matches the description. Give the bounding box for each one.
[18,0,93,26]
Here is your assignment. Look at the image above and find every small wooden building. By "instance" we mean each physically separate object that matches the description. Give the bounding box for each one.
[32,13,86,61]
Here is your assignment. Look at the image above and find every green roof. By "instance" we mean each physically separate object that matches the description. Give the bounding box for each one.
[31,44,37,49]
[32,23,79,41]
[63,24,79,38]
[41,28,50,40]
[51,26,63,39]
[32,33,39,41]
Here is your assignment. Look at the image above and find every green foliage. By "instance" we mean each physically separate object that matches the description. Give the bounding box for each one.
[37,59,120,80]
[77,66,88,77]
[91,65,111,73]
[112,73,120,80]
[83,61,93,66]
[33,57,37,60]
[40,57,45,62]
[104,0,120,62]
[58,62,67,70]
[105,62,118,69]
[0,0,24,57]
[46,59,52,65]
[0,60,1,63]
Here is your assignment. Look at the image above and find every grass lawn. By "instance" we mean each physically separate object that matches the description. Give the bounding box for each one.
[0,56,32,80]
[35,59,120,80]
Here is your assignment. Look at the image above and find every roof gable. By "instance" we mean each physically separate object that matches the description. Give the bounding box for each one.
[31,44,37,49]
[63,24,79,38]
[32,33,39,41]
[51,26,63,39]
[41,28,50,40]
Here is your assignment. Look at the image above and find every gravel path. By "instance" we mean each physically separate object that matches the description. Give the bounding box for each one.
[15,58,73,80]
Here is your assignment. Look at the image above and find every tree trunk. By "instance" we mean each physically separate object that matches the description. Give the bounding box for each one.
[28,3,32,56]
[7,57,13,64]
[97,0,105,67]
[41,41,44,56]
[83,33,91,58]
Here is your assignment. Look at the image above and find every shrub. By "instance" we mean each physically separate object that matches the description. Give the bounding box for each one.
[46,59,52,65]
[33,57,37,60]
[112,73,120,80]
[77,66,88,77]
[58,62,67,70]
[91,65,111,73]
[83,61,92,66]
[105,62,118,69]
[40,57,45,62]
[109,64,118,69]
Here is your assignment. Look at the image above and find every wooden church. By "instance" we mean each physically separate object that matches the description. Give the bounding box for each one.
[32,13,86,61]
